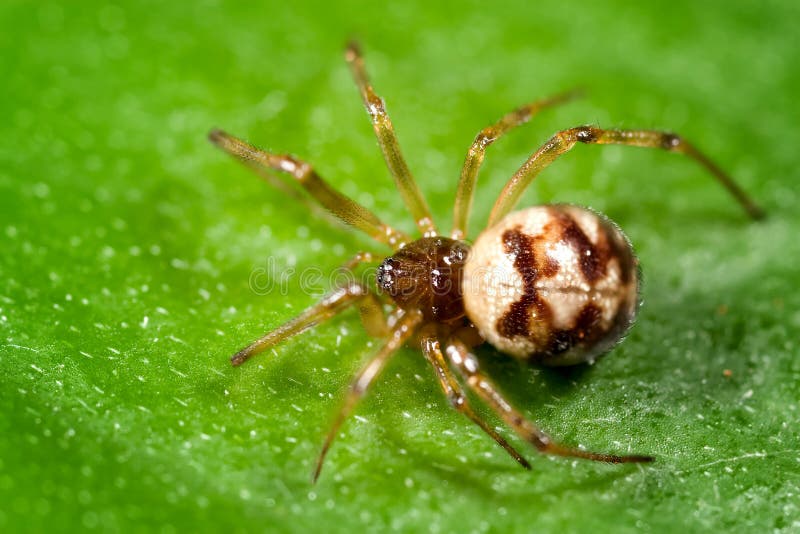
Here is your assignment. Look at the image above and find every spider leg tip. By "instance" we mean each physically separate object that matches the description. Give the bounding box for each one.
[208,128,226,144]
[230,351,248,367]
[344,39,362,60]
[311,461,324,484]
[626,454,655,464]
[750,206,767,221]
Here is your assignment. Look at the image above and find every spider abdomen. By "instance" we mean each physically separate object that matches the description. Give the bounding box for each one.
[463,205,639,365]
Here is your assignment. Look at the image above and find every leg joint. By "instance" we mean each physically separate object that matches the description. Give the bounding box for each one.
[343,282,369,297]
[278,155,313,182]
[660,132,682,150]
[574,125,599,143]
[365,91,386,118]
[445,390,467,411]
[473,128,497,150]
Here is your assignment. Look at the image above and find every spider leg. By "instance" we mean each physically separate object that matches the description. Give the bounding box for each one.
[451,89,583,240]
[230,253,386,366]
[209,129,410,248]
[418,326,531,469]
[336,252,390,339]
[445,337,654,464]
[345,41,437,237]
[312,309,423,483]
[488,125,765,226]
[356,287,390,339]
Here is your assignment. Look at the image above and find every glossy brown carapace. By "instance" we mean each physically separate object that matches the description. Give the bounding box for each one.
[377,237,470,322]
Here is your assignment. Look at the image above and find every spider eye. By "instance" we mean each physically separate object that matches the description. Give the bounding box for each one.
[376,258,396,291]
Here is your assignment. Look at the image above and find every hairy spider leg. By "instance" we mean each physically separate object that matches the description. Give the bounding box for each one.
[451,88,584,240]
[418,327,531,469]
[345,41,437,237]
[446,337,654,464]
[208,129,410,248]
[312,309,423,483]
[229,253,387,367]
[489,126,765,226]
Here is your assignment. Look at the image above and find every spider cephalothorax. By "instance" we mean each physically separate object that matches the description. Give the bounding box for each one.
[377,237,470,322]
[209,41,763,482]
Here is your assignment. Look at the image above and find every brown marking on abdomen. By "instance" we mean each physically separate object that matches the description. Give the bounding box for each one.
[547,303,602,355]
[496,228,552,340]
[541,207,630,287]
[558,212,605,283]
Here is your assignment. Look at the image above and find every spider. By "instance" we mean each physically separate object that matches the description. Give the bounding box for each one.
[209,42,763,482]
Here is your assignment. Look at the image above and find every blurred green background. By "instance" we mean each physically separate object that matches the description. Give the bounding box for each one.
[1,0,798,532]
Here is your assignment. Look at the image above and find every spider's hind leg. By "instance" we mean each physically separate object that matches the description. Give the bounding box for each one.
[419,326,531,470]
[489,125,765,225]
[445,337,654,464]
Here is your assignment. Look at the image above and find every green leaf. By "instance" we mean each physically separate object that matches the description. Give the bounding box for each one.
[2,1,798,531]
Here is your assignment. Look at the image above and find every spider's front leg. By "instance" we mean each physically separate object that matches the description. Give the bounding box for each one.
[345,41,437,236]
[209,129,410,248]
[313,309,423,482]
[445,338,654,464]
[230,253,387,366]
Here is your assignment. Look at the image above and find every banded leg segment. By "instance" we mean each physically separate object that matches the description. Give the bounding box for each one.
[345,41,437,237]
[451,89,583,240]
[445,338,654,464]
[312,309,423,482]
[209,129,410,248]
[419,328,531,469]
[488,125,765,226]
